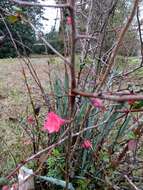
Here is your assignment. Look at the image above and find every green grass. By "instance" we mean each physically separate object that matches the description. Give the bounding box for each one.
[134,68,143,76]
[115,56,140,70]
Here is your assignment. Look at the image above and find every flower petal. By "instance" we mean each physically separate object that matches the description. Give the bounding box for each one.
[90,98,103,108]
[82,139,92,149]
[43,112,66,133]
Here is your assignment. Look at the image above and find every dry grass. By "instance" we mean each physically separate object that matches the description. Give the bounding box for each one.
[0,56,142,176]
[0,57,65,175]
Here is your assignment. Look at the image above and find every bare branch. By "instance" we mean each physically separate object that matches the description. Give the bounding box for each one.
[28,22,70,65]
[116,108,143,113]
[69,0,77,112]
[10,0,70,8]
[136,6,143,66]
[72,88,143,102]
[124,175,140,190]
[96,0,139,91]
[76,34,97,40]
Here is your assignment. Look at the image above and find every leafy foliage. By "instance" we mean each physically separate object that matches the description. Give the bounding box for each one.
[33,31,64,55]
[0,0,42,58]
[46,149,65,178]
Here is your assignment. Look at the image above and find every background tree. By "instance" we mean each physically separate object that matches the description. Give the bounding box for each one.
[33,30,64,55]
[0,0,43,58]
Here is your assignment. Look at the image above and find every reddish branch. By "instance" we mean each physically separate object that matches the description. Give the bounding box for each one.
[69,0,76,111]
[6,0,142,187]
[112,123,143,169]
[65,1,77,188]
[116,108,143,113]
[137,6,143,66]
[72,88,143,102]
[6,123,100,179]
[6,137,67,179]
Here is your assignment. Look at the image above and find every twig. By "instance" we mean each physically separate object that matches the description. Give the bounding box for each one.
[6,119,108,180]
[136,6,143,66]
[122,66,141,76]
[124,175,140,190]
[72,88,143,102]
[69,0,76,111]
[6,137,67,179]
[116,109,143,113]
[22,68,40,153]
[28,21,70,65]
[76,34,97,40]
[96,0,139,91]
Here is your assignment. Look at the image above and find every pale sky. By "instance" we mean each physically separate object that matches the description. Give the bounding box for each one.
[40,0,60,33]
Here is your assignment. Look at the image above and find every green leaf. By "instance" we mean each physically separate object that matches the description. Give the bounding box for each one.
[0,177,9,186]
[12,6,22,12]
[132,100,143,109]
[127,131,136,140]
[101,151,109,162]
[54,79,63,115]
[76,178,90,190]
[52,148,60,157]
[7,15,18,23]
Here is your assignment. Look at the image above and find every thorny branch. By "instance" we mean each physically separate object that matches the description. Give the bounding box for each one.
[3,0,143,189]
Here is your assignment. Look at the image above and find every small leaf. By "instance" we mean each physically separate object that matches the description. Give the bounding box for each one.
[12,6,22,12]
[101,151,109,162]
[127,131,136,140]
[103,154,109,162]
[132,100,143,109]
[52,149,60,157]
[0,177,9,186]
[7,15,18,23]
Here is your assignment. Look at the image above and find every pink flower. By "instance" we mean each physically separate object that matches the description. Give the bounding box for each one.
[66,16,72,25]
[2,186,9,190]
[12,183,18,190]
[27,115,35,125]
[90,98,103,108]
[128,99,136,105]
[43,112,66,133]
[82,139,92,149]
[128,140,137,151]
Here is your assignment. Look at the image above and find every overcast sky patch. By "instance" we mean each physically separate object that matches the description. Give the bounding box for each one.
[39,0,60,33]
